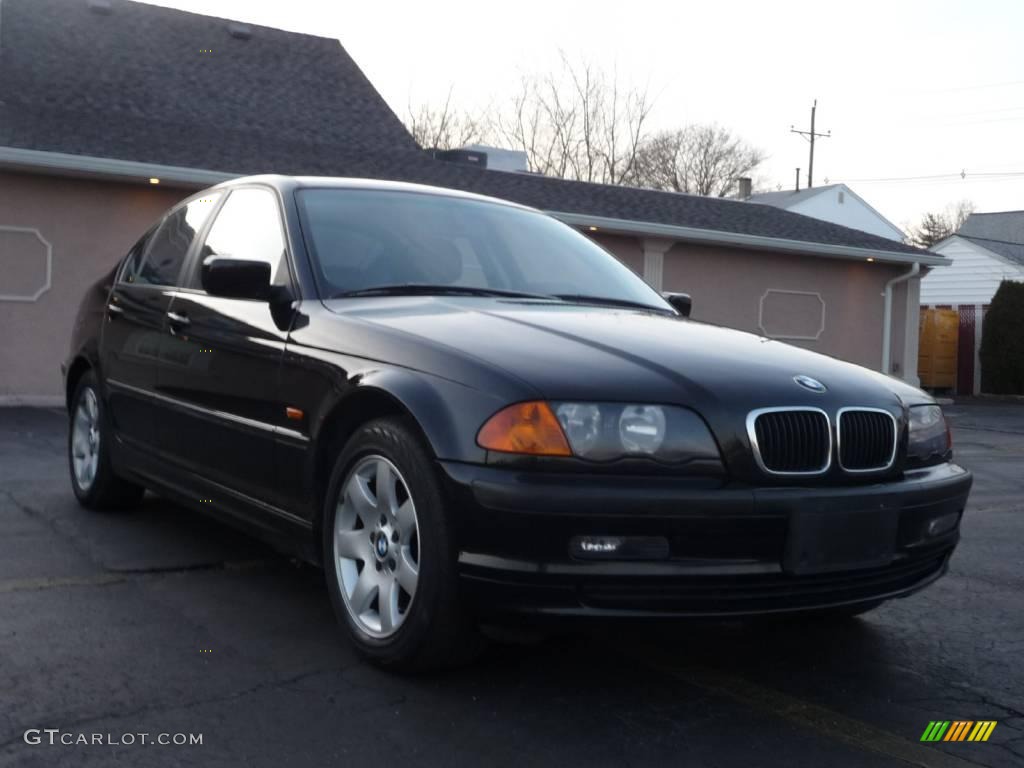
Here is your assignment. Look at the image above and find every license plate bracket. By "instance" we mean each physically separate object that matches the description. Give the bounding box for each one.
[784,507,898,575]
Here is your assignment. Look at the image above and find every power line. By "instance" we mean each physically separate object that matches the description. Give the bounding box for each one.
[913,104,1024,122]
[790,99,830,189]
[923,78,1024,94]
[938,114,1024,128]
[830,169,1024,186]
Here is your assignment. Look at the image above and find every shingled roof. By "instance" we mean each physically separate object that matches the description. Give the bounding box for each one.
[0,0,939,262]
[0,0,417,170]
[958,212,1024,245]
[957,236,1024,267]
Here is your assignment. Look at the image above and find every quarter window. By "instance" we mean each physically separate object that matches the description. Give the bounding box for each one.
[134,195,220,286]
[189,188,288,289]
[119,231,152,284]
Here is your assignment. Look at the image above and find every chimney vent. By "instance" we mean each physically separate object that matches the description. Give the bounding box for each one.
[227,22,253,40]
[87,0,113,14]
[737,177,753,200]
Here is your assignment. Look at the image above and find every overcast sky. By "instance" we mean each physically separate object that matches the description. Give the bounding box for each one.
[148,0,1024,231]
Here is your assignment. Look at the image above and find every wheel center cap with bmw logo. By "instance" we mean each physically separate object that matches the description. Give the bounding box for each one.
[794,374,827,393]
[375,534,389,559]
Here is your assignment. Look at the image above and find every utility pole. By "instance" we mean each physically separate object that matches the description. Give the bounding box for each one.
[791,99,831,188]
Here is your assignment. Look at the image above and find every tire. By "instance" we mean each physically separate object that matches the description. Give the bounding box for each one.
[322,416,482,671]
[68,370,144,510]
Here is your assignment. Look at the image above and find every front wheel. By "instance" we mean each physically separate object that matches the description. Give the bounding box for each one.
[68,370,144,510]
[322,416,482,670]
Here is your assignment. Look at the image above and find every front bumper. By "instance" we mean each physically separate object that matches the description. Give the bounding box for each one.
[439,461,973,618]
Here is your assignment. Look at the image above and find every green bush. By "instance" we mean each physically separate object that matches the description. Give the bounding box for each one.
[980,280,1024,394]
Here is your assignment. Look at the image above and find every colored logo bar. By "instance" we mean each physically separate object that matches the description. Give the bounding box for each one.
[921,721,997,742]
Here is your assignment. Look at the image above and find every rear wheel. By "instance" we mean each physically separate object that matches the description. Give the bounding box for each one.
[322,416,482,670]
[68,370,144,510]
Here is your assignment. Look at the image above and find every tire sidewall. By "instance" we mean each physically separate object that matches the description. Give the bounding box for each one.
[322,417,457,664]
[68,372,109,505]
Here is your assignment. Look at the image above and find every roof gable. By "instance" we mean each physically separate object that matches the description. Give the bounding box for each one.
[749,183,904,241]
[0,0,418,166]
[955,236,1024,267]
[747,186,834,207]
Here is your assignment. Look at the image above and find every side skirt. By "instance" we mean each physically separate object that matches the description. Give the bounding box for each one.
[113,434,319,563]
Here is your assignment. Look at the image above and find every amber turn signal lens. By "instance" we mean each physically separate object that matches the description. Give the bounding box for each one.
[477,401,572,456]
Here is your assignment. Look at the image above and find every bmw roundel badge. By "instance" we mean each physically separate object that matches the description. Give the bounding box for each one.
[793,374,827,393]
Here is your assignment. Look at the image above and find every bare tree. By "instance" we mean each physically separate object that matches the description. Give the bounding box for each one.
[629,125,766,197]
[405,57,763,198]
[405,88,486,151]
[950,199,975,230]
[489,55,654,185]
[908,199,975,249]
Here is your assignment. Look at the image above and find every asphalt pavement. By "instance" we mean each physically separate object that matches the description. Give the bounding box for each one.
[0,402,1021,767]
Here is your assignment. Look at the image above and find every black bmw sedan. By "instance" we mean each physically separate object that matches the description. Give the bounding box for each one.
[65,175,972,669]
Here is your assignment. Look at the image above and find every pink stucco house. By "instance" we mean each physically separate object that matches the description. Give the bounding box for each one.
[0,0,945,401]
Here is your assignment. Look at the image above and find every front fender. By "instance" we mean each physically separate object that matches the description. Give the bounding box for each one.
[326,366,524,463]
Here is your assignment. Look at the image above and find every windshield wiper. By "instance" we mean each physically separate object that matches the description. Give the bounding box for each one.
[331,284,554,300]
[552,294,672,313]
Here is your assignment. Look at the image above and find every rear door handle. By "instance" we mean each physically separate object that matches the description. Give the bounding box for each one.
[166,311,190,329]
[107,303,124,317]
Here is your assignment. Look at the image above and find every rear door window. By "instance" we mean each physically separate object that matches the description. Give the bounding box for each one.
[134,195,220,287]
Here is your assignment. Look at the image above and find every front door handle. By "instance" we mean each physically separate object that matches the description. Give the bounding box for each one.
[166,311,190,329]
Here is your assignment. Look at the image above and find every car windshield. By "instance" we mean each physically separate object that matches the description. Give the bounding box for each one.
[295,188,671,312]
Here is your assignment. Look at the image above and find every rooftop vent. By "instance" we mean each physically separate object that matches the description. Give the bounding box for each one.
[432,149,488,169]
[464,145,529,173]
[87,0,113,14]
[227,22,252,40]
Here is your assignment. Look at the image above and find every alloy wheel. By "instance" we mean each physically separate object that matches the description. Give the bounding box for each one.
[333,455,420,638]
[71,388,101,491]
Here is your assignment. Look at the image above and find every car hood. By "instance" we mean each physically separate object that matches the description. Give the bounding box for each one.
[323,297,931,412]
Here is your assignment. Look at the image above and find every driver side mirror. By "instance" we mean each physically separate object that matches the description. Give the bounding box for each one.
[663,292,692,317]
[201,256,271,300]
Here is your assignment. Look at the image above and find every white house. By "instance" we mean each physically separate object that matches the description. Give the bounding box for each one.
[748,184,905,242]
[921,212,1024,305]
[919,211,1024,395]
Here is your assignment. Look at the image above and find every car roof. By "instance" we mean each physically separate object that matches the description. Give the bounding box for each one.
[213,174,537,213]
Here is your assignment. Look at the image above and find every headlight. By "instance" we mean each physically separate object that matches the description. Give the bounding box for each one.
[907,404,951,463]
[478,401,720,463]
[554,403,602,455]
[552,402,718,462]
[618,405,666,454]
